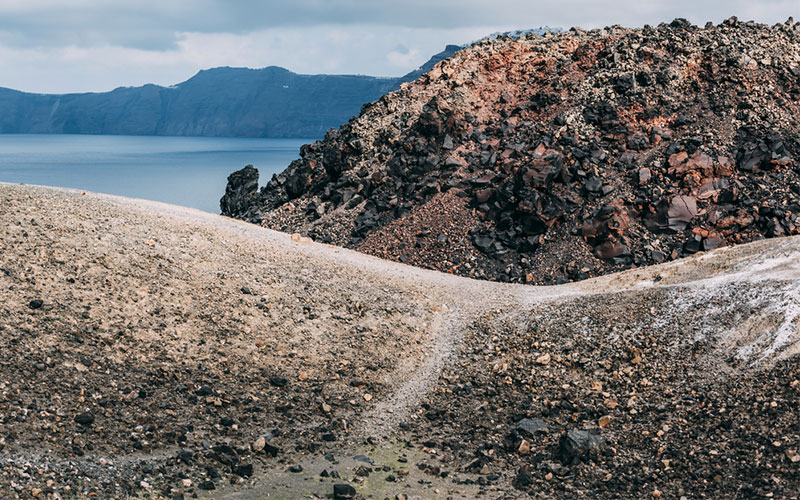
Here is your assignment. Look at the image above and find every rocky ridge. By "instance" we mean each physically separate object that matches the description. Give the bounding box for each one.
[222,17,800,284]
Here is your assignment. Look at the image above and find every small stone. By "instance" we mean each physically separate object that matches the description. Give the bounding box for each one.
[363,393,373,401]
[516,417,548,437]
[536,353,551,365]
[291,233,302,242]
[514,465,532,487]
[220,417,234,427]
[263,442,280,457]
[28,299,44,310]
[333,483,357,499]
[653,490,662,498]
[321,402,332,413]
[74,412,94,426]
[252,436,266,452]
[234,463,253,477]
[269,375,287,387]
[181,479,192,488]
[198,480,215,490]
[195,385,213,396]
[518,439,531,455]
[558,429,605,465]
[298,370,309,381]
[598,415,612,427]
[353,454,374,464]
[177,449,193,464]
[288,464,303,473]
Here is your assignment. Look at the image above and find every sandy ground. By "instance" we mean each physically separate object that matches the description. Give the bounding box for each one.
[1,183,798,499]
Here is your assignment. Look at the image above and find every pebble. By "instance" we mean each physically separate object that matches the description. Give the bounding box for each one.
[333,483,357,499]
[234,463,253,477]
[269,375,288,387]
[74,412,94,426]
[197,480,215,490]
[252,436,266,452]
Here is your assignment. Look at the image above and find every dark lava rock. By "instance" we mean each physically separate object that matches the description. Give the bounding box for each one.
[516,417,548,437]
[269,375,288,387]
[333,483,357,499]
[195,385,213,396]
[219,417,234,427]
[288,464,303,473]
[353,454,374,464]
[558,430,606,465]
[74,412,94,426]
[220,165,260,218]
[197,480,216,491]
[177,450,193,464]
[263,442,280,457]
[234,463,253,477]
[28,299,43,310]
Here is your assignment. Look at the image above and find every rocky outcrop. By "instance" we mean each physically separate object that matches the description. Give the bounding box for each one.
[220,165,260,221]
[224,18,800,284]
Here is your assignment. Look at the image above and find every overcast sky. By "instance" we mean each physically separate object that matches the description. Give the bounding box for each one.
[0,0,795,94]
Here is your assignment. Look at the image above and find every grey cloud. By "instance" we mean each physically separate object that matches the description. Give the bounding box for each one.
[0,0,796,93]
[0,0,796,51]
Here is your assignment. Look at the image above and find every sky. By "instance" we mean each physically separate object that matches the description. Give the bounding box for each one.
[0,0,796,94]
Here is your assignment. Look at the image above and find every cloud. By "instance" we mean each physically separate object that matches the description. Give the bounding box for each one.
[1,1,794,50]
[0,1,795,93]
[387,44,421,68]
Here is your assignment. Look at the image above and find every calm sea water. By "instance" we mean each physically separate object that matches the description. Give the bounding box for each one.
[0,134,310,213]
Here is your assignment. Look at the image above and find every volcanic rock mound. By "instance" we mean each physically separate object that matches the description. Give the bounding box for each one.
[223,17,800,284]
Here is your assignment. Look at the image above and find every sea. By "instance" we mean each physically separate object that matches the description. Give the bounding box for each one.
[0,134,310,213]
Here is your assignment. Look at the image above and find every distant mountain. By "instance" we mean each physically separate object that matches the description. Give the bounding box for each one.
[0,46,461,139]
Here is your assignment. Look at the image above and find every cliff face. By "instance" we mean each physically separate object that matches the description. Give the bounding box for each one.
[223,18,800,284]
[0,47,460,138]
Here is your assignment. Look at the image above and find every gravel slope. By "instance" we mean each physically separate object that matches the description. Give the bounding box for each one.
[1,183,798,499]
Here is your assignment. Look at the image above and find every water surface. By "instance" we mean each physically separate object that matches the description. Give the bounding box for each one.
[0,134,309,213]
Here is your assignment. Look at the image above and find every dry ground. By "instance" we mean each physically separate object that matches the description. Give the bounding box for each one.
[0,183,798,499]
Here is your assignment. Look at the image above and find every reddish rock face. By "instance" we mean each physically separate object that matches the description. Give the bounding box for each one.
[224,19,800,285]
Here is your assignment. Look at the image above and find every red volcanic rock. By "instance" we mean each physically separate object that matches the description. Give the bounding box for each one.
[223,18,800,284]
